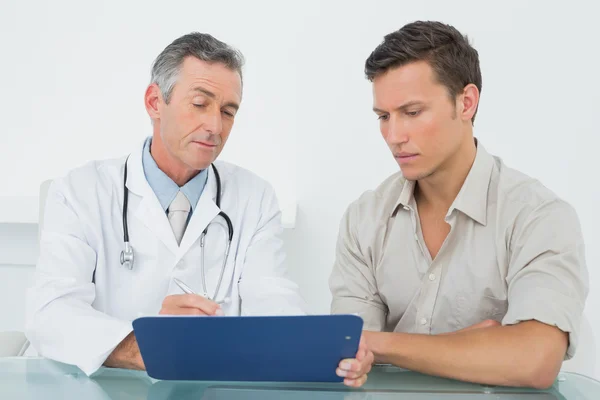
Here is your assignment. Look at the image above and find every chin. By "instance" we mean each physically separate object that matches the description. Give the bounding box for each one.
[398,165,419,181]
[401,173,422,182]
[181,152,212,169]
[399,166,433,182]
[182,157,212,171]
[193,161,213,171]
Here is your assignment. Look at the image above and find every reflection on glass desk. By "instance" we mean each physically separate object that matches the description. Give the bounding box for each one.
[1,357,599,399]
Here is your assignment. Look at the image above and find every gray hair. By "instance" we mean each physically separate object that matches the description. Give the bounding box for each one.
[150,32,245,103]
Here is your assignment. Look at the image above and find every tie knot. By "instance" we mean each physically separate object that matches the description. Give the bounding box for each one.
[169,191,191,213]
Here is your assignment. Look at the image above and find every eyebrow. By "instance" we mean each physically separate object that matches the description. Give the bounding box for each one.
[192,87,240,111]
[373,101,425,113]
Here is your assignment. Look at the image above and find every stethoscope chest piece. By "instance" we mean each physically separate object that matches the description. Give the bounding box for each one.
[120,242,134,270]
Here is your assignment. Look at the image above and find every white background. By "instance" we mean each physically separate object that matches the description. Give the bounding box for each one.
[1,0,599,378]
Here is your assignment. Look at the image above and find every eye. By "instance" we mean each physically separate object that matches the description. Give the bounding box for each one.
[193,104,205,108]
[406,110,421,117]
[222,110,235,118]
[377,114,389,121]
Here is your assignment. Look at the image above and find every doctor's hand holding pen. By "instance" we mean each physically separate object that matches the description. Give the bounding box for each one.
[159,293,224,316]
[162,277,226,316]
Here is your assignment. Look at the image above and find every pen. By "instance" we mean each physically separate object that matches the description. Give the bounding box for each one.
[173,278,228,305]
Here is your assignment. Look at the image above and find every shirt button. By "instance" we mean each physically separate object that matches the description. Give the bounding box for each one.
[429,273,436,281]
[420,317,428,325]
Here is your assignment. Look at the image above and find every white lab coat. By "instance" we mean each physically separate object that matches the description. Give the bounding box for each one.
[25,140,307,376]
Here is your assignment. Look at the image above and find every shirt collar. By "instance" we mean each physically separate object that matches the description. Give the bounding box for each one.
[393,179,417,215]
[449,140,495,225]
[391,139,495,225]
[141,137,208,213]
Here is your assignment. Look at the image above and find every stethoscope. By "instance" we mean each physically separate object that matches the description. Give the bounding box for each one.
[119,159,234,301]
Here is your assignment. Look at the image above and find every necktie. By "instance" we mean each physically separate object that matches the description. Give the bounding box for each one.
[168,191,190,245]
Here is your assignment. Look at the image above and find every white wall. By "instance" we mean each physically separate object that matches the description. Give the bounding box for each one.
[1,0,599,379]
[0,224,37,333]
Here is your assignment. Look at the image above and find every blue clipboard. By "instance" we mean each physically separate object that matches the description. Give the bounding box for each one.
[132,314,363,382]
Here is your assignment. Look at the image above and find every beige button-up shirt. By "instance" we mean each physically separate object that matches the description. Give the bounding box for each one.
[329,142,588,358]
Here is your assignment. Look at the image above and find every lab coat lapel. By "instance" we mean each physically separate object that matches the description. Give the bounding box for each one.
[177,166,220,260]
[125,144,179,255]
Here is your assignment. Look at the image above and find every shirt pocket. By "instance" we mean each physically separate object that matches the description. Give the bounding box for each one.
[448,293,508,330]
[481,295,509,321]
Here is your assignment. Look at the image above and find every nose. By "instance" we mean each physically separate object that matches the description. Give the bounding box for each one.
[383,114,409,146]
[203,107,223,135]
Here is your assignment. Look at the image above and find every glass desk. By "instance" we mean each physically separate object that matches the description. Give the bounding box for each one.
[1,357,599,399]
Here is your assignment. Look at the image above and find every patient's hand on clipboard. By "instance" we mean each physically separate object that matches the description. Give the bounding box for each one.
[159,294,224,316]
[336,334,374,387]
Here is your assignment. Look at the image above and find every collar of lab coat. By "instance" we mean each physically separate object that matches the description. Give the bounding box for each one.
[124,141,221,259]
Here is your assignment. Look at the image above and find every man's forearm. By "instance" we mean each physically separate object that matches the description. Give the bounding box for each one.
[103,332,145,370]
[366,321,567,389]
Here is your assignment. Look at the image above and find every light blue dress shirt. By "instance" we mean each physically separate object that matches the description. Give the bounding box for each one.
[141,137,208,216]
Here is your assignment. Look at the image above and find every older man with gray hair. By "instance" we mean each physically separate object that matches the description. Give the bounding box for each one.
[26,32,373,386]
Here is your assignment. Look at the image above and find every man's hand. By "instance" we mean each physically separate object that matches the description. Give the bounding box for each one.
[159,294,223,316]
[336,334,374,387]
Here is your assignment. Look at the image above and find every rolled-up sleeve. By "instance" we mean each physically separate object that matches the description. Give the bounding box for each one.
[329,202,387,331]
[503,199,589,359]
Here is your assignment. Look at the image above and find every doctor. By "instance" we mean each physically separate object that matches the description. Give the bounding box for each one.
[25,32,373,387]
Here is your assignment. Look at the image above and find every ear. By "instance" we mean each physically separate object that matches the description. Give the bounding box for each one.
[144,83,163,121]
[459,83,480,123]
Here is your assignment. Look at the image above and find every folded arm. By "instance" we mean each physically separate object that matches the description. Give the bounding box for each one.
[366,320,567,389]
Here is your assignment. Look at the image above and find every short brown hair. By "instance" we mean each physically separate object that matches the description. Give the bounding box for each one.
[365,21,482,123]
